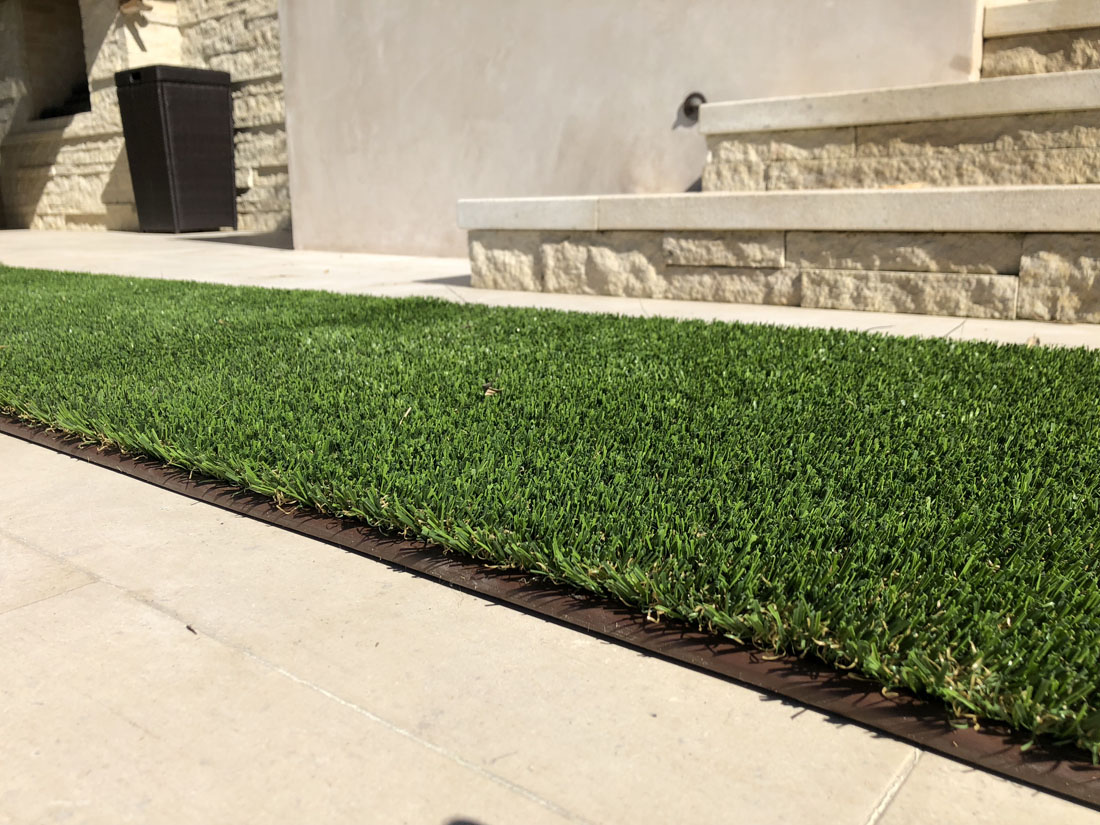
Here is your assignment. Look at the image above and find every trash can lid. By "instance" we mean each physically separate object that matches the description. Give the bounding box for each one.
[115,65,231,88]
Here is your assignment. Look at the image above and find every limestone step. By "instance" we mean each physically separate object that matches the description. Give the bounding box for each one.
[984,0,1100,77]
[698,70,1100,191]
[458,186,1100,323]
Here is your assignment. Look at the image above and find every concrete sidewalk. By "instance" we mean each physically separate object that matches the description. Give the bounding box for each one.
[2,228,1100,349]
[3,434,1098,824]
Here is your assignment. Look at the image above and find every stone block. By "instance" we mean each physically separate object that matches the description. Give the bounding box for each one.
[707,134,771,164]
[663,267,801,304]
[468,231,542,291]
[856,110,1100,157]
[1017,233,1100,322]
[801,270,1018,319]
[701,162,765,191]
[182,12,281,82]
[233,79,285,128]
[982,28,1100,78]
[766,148,1100,190]
[179,0,277,27]
[787,232,1023,275]
[708,128,855,163]
[663,232,785,268]
[238,211,290,232]
[541,233,664,298]
[234,127,287,168]
[237,184,290,213]
[11,172,110,215]
[235,164,289,190]
[28,214,69,230]
[6,135,124,171]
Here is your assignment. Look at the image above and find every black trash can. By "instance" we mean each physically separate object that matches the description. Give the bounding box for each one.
[115,65,237,233]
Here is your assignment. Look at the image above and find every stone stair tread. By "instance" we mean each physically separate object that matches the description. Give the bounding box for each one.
[697,69,1100,135]
[985,0,1100,39]
[459,186,1100,233]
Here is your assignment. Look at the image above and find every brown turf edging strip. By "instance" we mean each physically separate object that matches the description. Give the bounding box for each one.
[1,413,1098,810]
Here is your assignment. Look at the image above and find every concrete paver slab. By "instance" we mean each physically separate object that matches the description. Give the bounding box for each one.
[0,581,575,825]
[1,229,1099,350]
[878,752,1100,825]
[0,532,93,615]
[0,434,913,824]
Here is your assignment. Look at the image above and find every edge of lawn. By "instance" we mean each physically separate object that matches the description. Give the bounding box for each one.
[2,411,1098,810]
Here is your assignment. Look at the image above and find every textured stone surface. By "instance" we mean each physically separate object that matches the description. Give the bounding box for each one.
[541,233,665,297]
[178,0,271,27]
[663,232,784,268]
[233,79,285,128]
[701,162,765,191]
[983,27,1100,78]
[466,230,1100,323]
[469,231,542,291]
[788,232,1023,274]
[703,109,1100,192]
[664,267,801,304]
[182,10,282,81]
[802,270,1018,318]
[765,148,1100,190]
[707,128,855,163]
[234,127,287,168]
[1017,233,1100,322]
[856,109,1100,157]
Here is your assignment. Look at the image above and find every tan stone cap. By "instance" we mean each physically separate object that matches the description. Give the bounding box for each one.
[985,0,1100,38]
[457,186,1100,233]
[698,69,1100,135]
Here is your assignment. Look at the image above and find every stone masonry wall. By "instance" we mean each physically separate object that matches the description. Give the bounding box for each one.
[0,0,180,231]
[469,230,1100,323]
[983,26,1100,78]
[180,0,289,231]
[0,0,288,233]
[702,109,1100,192]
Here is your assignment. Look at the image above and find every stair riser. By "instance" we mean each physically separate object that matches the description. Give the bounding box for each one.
[704,109,1100,191]
[469,230,1100,323]
[983,26,1100,77]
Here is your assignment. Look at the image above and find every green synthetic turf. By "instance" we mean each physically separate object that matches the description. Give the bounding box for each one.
[2,265,1100,753]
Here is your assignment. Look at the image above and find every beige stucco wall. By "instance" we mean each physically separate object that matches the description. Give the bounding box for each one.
[280,0,985,256]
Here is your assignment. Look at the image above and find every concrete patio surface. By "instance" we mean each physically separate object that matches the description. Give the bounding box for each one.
[3,434,1099,824]
[2,228,1100,350]
[2,228,1100,822]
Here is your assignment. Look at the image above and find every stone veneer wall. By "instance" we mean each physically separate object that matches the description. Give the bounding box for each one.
[983,26,1100,77]
[702,109,1100,192]
[0,0,188,230]
[180,0,288,231]
[469,230,1100,323]
[0,0,289,232]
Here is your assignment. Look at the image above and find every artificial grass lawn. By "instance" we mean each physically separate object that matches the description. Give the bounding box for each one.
[2,265,1100,754]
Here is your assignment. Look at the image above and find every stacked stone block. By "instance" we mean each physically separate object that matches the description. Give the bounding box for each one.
[469,230,1100,324]
[703,110,1100,192]
[984,27,1100,77]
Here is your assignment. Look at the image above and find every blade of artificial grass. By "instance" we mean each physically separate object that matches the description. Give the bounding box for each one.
[2,264,1099,756]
